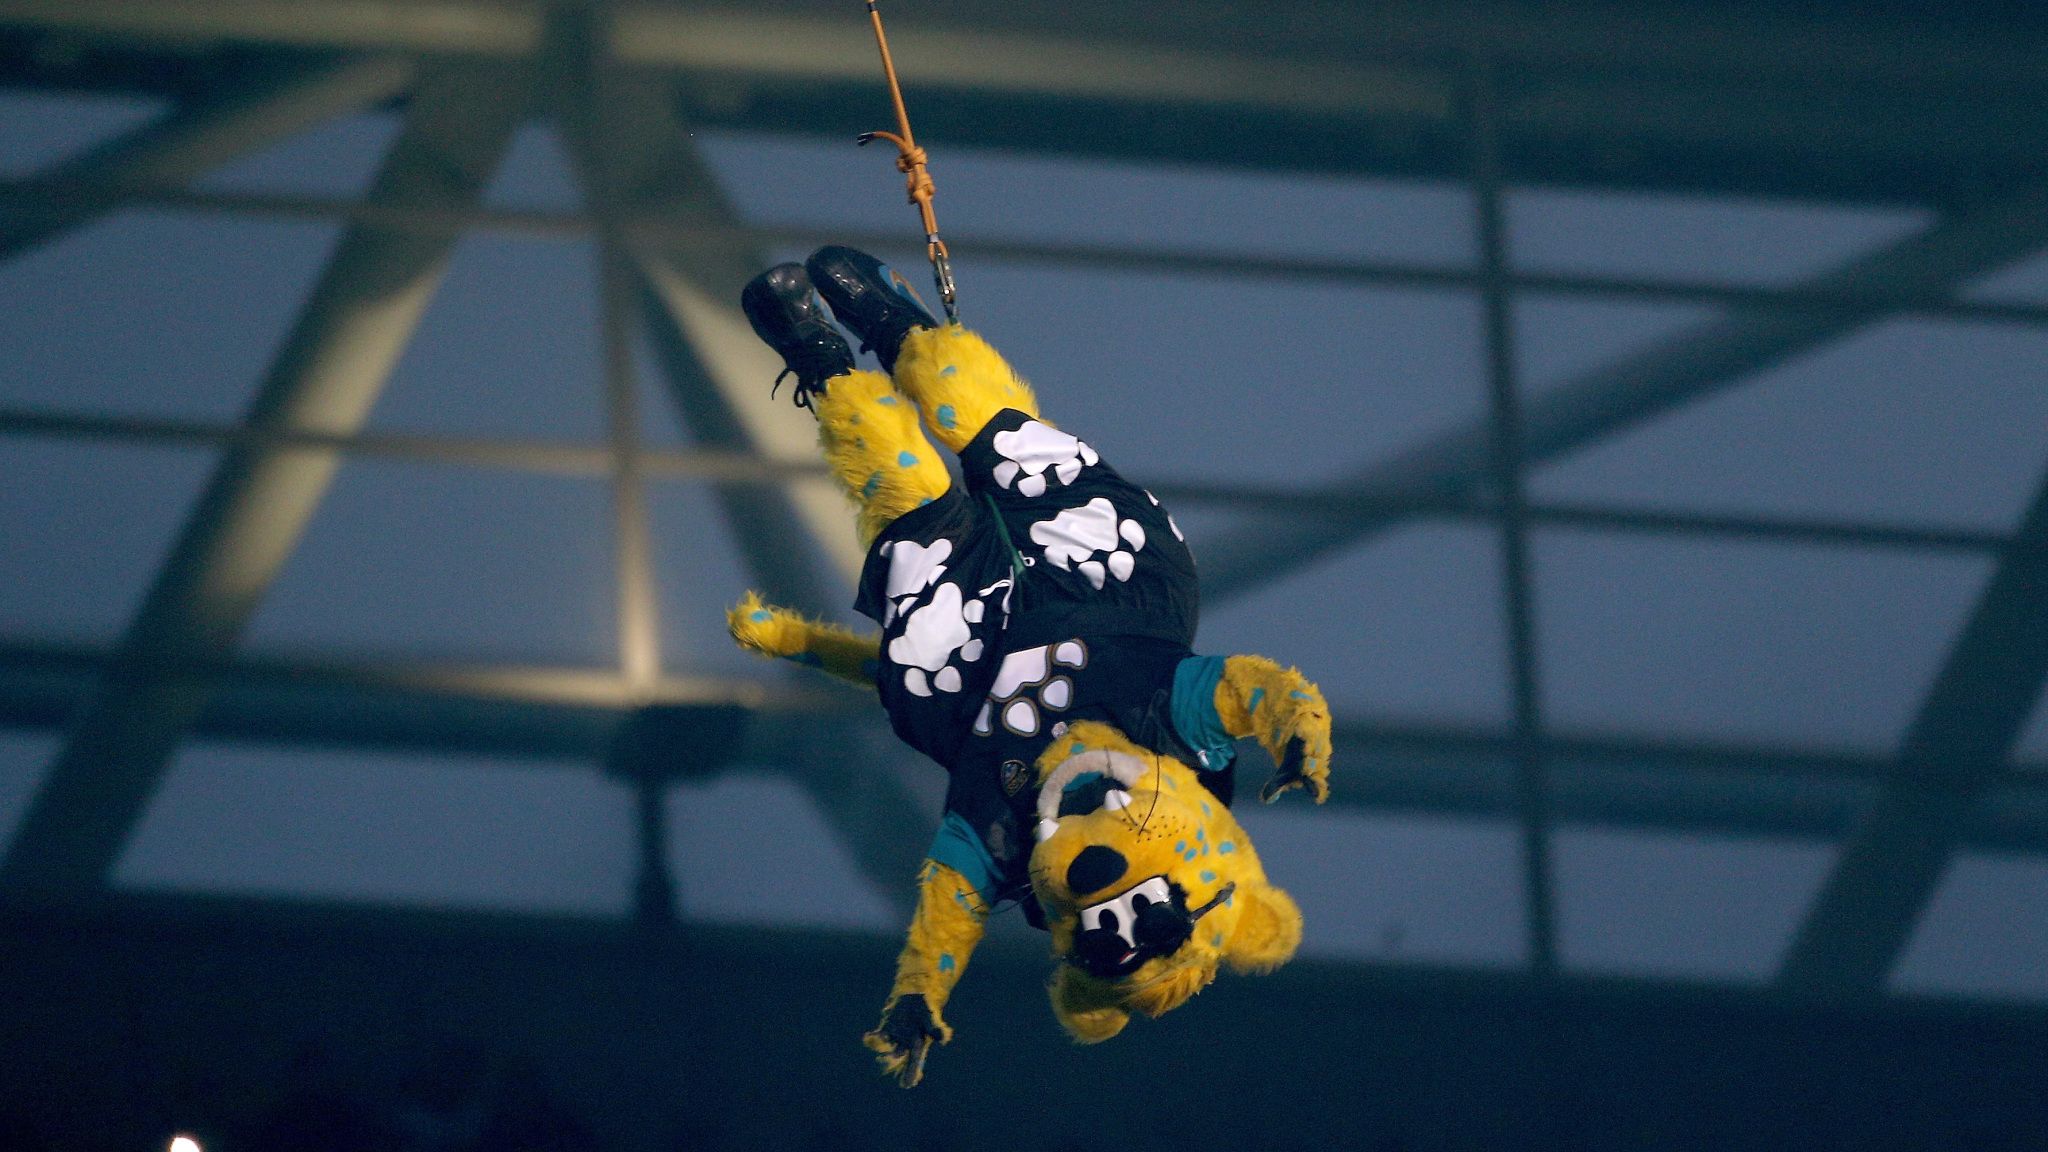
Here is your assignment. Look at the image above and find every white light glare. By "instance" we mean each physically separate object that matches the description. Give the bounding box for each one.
[169,1136,203,1152]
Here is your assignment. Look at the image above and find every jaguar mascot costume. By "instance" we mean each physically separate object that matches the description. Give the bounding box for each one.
[729,246,1333,1087]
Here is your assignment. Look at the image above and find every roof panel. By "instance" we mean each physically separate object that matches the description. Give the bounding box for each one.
[1963,247,2048,305]
[1514,295,1720,396]
[482,120,584,212]
[368,235,607,442]
[1534,529,1990,750]
[1198,524,1510,726]
[0,440,215,642]
[955,260,1487,487]
[115,742,634,916]
[1554,827,1835,982]
[192,111,402,197]
[699,130,1477,267]
[1235,808,1527,967]
[0,731,59,855]
[0,87,166,177]
[1890,853,2048,1004]
[1508,187,1932,287]
[647,480,780,678]
[667,771,896,931]
[0,210,343,420]
[243,459,617,666]
[1531,319,2048,531]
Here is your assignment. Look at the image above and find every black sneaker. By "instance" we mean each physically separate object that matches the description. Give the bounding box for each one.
[804,245,938,374]
[740,263,855,410]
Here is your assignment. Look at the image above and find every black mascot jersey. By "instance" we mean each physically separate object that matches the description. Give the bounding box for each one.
[853,408,1217,901]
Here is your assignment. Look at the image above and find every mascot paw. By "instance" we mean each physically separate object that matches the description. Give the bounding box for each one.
[862,994,951,1088]
[727,592,805,659]
[1259,734,1331,805]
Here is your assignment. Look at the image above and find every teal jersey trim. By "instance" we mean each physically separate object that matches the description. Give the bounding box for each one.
[927,810,1000,900]
[1171,654,1237,772]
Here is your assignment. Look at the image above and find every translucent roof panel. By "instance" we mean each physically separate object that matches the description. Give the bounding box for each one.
[0,730,59,852]
[2017,685,2048,763]
[1236,808,1527,967]
[0,211,342,420]
[244,460,616,666]
[116,742,634,917]
[0,440,215,643]
[1507,187,1931,287]
[1554,827,1835,982]
[1891,853,2048,1004]
[0,88,165,176]
[368,236,607,443]
[647,480,778,678]
[1533,529,1990,750]
[1513,295,1719,397]
[1199,524,1510,727]
[938,258,1487,487]
[482,121,584,211]
[192,111,402,197]
[698,130,1477,267]
[667,772,895,931]
[1964,248,2048,305]
[1532,319,2048,532]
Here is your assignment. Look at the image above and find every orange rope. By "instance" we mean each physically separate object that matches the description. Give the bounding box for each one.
[858,1,958,321]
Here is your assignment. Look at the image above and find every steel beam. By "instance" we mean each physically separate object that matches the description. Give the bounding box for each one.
[0,64,528,894]
[0,53,414,260]
[1778,466,2048,992]
[1196,189,2048,604]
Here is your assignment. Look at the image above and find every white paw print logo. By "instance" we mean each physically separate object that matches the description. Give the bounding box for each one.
[990,420,1099,499]
[1030,497,1146,590]
[881,540,1007,697]
[974,640,1088,738]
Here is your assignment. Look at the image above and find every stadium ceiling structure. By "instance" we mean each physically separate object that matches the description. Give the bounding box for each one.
[2,0,2047,1001]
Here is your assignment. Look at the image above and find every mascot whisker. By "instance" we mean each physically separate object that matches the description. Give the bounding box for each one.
[729,246,1332,1086]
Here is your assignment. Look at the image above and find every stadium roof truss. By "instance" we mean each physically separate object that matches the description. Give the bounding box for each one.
[1,0,2046,999]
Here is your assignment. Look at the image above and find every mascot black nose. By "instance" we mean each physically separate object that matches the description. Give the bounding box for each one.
[1066,845,1128,896]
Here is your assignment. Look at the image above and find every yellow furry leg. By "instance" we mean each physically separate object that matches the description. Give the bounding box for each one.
[812,369,953,546]
[863,860,988,1086]
[1217,655,1333,804]
[890,325,1042,453]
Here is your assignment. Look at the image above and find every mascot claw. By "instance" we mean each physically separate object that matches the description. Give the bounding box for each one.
[864,993,948,1088]
[1260,735,1330,805]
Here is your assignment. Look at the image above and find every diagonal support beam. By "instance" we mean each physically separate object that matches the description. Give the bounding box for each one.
[1195,190,2048,604]
[561,63,926,900]
[1778,465,2048,992]
[0,64,529,894]
[0,54,415,261]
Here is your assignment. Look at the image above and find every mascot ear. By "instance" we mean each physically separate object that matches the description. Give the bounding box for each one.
[1222,880,1304,975]
[1048,965,1130,1044]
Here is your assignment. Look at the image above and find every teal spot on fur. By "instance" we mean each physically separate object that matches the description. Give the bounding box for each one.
[1247,687,1266,713]
[1290,689,1311,700]
[1201,802,1212,817]
[1201,870,1216,883]
[1195,828,1205,841]
[1211,932,1225,948]
[897,450,919,467]
[877,394,898,405]
[940,365,958,376]
[1183,849,1199,862]
[1071,742,1086,756]
[936,404,958,429]
[749,610,771,622]
[919,497,933,506]
[939,953,956,972]
[861,471,882,498]
[1175,841,1187,854]
[1218,841,1236,854]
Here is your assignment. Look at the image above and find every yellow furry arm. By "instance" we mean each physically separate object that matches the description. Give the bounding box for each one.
[1215,655,1333,804]
[862,860,989,1087]
[726,592,880,690]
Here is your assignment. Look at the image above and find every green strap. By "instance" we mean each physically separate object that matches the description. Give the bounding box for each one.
[982,492,1028,606]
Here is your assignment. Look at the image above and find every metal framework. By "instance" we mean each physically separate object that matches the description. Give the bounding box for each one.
[2,0,2046,997]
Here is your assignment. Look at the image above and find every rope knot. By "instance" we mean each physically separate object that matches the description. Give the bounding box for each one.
[894,146,929,174]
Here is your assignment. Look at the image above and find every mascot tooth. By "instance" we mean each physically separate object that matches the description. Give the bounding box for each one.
[727,246,1334,1086]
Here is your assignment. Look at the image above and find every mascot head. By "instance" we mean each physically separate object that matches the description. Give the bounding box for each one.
[1026,721,1302,1043]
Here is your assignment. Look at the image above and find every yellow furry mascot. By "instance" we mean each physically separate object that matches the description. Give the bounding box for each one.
[731,247,1332,1086]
